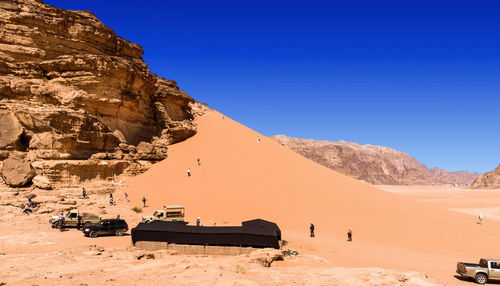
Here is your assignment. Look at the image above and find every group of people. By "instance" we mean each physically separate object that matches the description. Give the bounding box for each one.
[187,157,202,177]
[21,195,35,214]
[83,188,131,206]
[310,223,353,242]
[309,212,487,242]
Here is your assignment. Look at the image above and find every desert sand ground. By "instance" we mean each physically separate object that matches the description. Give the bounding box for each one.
[0,185,433,286]
[1,110,498,285]
[378,185,500,221]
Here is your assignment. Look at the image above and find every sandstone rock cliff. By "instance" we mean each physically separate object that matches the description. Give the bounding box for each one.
[271,135,478,185]
[471,165,500,189]
[0,0,197,187]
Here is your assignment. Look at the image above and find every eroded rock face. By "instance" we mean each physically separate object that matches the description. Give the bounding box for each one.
[31,160,141,186]
[0,0,198,186]
[271,135,479,185]
[471,165,500,189]
[0,110,24,149]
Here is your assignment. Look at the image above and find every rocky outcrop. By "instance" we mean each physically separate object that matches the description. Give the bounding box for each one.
[471,165,500,189]
[271,135,478,186]
[1,152,35,187]
[32,174,52,189]
[0,0,197,187]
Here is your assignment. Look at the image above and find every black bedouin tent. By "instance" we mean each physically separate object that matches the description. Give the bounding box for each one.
[131,219,281,249]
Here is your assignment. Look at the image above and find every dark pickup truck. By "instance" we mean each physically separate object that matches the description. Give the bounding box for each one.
[457,258,500,284]
[82,219,128,238]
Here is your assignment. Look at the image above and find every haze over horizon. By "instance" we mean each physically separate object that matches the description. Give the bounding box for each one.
[46,0,500,173]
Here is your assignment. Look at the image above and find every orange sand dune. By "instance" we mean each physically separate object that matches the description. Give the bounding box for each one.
[124,110,499,285]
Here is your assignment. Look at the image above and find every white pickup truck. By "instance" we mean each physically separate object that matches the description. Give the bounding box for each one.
[457,258,500,284]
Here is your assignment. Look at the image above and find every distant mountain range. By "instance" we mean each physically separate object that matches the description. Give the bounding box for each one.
[270,135,479,186]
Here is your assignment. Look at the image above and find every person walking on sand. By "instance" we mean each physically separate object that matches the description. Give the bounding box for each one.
[196,217,200,227]
[479,212,483,225]
[310,223,315,237]
[347,227,352,242]
[124,192,128,201]
[142,197,147,208]
[82,187,86,199]
[109,193,114,205]
[197,158,201,166]
[257,137,261,143]
[187,168,191,177]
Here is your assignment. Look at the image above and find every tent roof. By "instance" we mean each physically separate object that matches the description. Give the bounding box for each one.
[133,219,279,237]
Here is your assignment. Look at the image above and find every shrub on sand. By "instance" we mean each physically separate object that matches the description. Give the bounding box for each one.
[132,206,142,213]
[235,264,247,274]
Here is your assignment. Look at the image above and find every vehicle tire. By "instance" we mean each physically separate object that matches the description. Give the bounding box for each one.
[51,222,57,228]
[116,230,123,237]
[83,221,92,228]
[89,231,98,238]
[475,273,487,284]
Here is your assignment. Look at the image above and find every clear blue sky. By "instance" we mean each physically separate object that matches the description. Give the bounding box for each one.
[46,0,500,173]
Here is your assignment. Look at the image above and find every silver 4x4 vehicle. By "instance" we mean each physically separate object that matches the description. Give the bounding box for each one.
[457,258,500,284]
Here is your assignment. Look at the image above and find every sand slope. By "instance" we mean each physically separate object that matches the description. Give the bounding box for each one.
[124,110,500,285]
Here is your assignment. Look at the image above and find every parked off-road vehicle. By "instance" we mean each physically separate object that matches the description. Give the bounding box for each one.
[457,258,500,284]
[142,206,185,223]
[82,219,128,238]
[49,210,101,229]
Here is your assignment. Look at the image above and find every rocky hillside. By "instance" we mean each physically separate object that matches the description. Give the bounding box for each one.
[271,135,478,185]
[471,165,500,188]
[0,0,198,188]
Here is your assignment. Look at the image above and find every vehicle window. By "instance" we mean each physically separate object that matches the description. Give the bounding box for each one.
[69,213,77,218]
[167,211,182,217]
[492,262,500,269]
